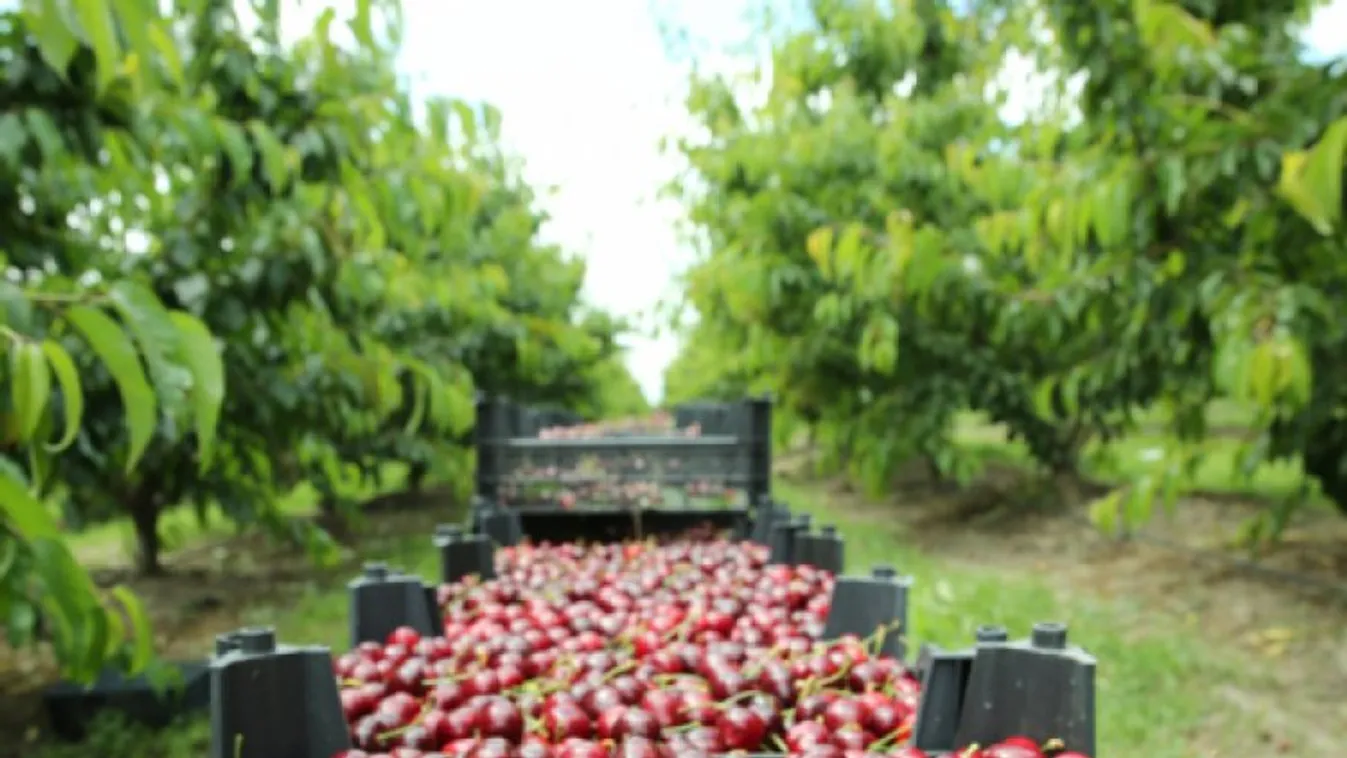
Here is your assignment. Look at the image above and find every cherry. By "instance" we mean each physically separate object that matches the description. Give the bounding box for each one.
[822,697,865,731]
[830,725,873,751]
[998,736,1042,751]
[638,689,680,727]
[474,736,515,758]
[983,740,1045,758]
[786,720,831,751]
[322,537,1094,758]
[542,701,593,740]
[863,700,908,737]
[555,738,607,758]
[479,697,524,741]
[614,736,661,758]
[795,691,838,722]
[716,705,769,751]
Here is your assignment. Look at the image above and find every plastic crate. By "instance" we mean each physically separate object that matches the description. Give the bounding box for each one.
[474,395,772,511]
[206,506,1096,758]
[41,659,211,741]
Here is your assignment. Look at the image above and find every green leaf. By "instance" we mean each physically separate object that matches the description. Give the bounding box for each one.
[30,537,103,682]
[23,110,64,160]
[214,120,253,188]
[168,312,225,470]
[10,341,51,443]
[112,0,157,68]
[1298,117,1347,233]
[110,585,154,673]
[0,114,26,170]
[21,0,80,77]
[0,463,60,539]
[246,120,291,193]
[1087,489,1124,536]
[6,599,38,649]
[71,0,123,92]
[78,605,111,681]
[65,305,157,472]
[350,0,374,48]
[41,340,83,452]
[147,24,185,88]
[404,367,428,435]
[107,280,188,424]
[452,101,478,145]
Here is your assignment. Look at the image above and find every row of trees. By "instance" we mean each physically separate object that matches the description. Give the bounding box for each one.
[663,0,1346,538]
[1,0,645,682]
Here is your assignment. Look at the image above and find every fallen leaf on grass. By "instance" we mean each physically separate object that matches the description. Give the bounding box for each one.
[1246,626,1296,658]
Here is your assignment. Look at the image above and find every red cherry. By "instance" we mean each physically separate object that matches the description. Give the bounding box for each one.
[715,705,768,751]
[822,697,864,732]
[543,701,593,740]
[479,697,523,741]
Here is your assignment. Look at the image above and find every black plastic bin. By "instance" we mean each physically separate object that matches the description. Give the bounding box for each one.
[42,659,211,741]
[474,394,772,512]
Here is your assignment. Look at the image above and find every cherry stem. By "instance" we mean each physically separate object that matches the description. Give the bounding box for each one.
[710,690,761,709]
[861,620,903,657]
[662,721,705,735]
[867,723,912,752]
[422,670,472,686]
[599,660,638,683]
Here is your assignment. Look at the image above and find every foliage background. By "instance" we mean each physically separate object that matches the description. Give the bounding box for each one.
[661,0,1347,546]
[0,0,648,682]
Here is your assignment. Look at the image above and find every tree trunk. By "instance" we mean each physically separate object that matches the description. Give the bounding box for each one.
[408,462,429,492]
[127,490,164,576]
[318,494,338,516]
[315,496,354,543]
[925,455,945,483]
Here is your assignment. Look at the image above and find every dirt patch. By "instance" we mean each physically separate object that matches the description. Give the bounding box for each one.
[0,491,456,753]
[781,460,1347,756]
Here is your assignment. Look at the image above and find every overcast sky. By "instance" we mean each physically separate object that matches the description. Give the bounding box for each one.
[392,0,749,404]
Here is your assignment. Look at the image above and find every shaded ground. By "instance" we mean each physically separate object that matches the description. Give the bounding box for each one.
[778,452,1347,756]
[0,490,458,756]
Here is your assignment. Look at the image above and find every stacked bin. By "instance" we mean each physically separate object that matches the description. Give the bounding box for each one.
[473,394,773,543]
[202,396,1098,758]
[207,521,1098,758]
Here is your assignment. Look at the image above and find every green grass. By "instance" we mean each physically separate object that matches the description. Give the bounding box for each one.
[34,473,1266,758]
[65,464,412,565]
[774,479,1263,758]
[33,522,440,758]
[1132,398,1257,430]
[952,410,1318,504]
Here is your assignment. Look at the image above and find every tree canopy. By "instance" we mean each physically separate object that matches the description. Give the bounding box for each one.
[0,0,644,682]
[664,0,1346,537]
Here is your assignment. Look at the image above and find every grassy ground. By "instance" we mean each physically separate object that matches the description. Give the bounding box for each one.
[65,463,415,568]
[31,473,1314,758]
[32,516,444,758]
[775,480,1262,758]
[952,408,1318,505]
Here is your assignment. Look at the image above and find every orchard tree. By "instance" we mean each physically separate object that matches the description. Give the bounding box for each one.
[1,0,638,682]
[1,0,227,682]
[666,0,1093,492]
[947,0,1347,534]
[46,0,633,573]
[667,0,1347,539]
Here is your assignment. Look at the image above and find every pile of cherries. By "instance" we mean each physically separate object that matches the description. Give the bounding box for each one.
[331,538,1087,758]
